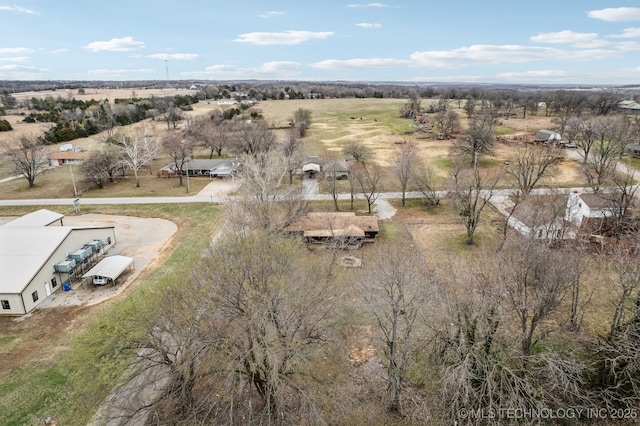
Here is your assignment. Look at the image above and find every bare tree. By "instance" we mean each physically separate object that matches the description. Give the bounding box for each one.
[455,114,495,166]
[343,140,373,164]
[411,164,440,206]
[321,156,344,211]
[360,241,427,413]
[591,244,640,410]
[229,120,277,156]
[436,110,459,139]
[192,230,334,423]
[451,166,499,245]
[5,135,48,188]
[162,131,193,187]
[392,143,419,207]
[582,118,620,193]
[233,151,308,232]
[282,127,305,184]
[400,92,421,118]
[81,144,123,189]
[118,131,159,188]
[352,163,383,214]
[507,144,560,196]
[189,116,232,158]
[577,116,599,163]
[499,237,580,356]
[291,107,312,137]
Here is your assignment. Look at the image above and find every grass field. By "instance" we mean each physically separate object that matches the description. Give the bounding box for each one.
[0,203,224,425]
[0,94,628,423]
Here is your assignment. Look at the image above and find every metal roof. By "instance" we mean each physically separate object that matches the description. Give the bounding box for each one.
[0,226,73,294]
[82,255,133,281]
[3,209,64,227]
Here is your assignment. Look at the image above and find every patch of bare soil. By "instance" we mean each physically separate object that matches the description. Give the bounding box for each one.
[0,305,91,374]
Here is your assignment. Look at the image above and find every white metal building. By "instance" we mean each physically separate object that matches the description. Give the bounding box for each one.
[0,209,116,315]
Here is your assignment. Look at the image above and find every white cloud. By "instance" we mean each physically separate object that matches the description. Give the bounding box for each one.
[0,47,31,54]
[588,7,640,22]
[86,68,154,75]
[84,37,145,52]
[147,53,199,60]
[496,70,570,81]
[347,3,387,8]
[0,4,38,14]
[234,30,334,45]
[0,64,47,79]
[355,23,382,29]
[0,56,28,62]
[182,61,302,79]
[531,30,599,44]
[260,11,284,18]
[409,44,620,68]
[311,58,410,69]
[608,27,640,38]
[48,48,69,54]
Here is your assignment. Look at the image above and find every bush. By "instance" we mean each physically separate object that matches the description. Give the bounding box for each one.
[0,119,13,131]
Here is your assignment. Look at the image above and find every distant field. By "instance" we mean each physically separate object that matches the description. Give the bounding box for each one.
[0,94,588,198]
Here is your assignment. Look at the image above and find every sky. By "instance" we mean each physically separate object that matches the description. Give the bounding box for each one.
[1,1,640,85]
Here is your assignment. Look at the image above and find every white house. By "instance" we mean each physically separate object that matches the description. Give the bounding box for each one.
[564,192,615,238]
[0,209,116,315]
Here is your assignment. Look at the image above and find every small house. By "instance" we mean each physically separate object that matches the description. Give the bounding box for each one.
[160,159,239,178]
[565,192,615,237]
[48,150,89,166]
[507,197,567,240]
[284,212,379,248]
[322,159,350,180]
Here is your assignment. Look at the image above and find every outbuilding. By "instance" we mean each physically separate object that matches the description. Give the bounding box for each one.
[82,255,134,286]
[0,210,116,315]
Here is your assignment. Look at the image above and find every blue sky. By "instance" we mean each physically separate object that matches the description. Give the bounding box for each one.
[1,1,640,84]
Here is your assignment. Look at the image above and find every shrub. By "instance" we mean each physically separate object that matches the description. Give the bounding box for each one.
[0,119,13,131]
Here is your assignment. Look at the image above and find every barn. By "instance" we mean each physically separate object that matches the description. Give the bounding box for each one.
[0,209,116,315]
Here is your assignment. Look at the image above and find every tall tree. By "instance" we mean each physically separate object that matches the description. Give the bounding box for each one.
[232,151,308,233]
[392,143,419,207]
[455,114,495,166]
[507,144,559,196]
[451,165,499,245]
[360,242,427,413]
[118,131,159,188]
[352,163,383,214]
[162,131,193,187]
[291,107,312,137]
[5,135,48,188]
[229,121,277,156]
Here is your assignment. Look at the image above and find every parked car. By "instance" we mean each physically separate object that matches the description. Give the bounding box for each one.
[565,142,577,148]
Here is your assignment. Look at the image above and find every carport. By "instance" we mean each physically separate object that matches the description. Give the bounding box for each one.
[82,255,134,286]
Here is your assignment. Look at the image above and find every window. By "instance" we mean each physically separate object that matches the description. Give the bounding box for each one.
[32,291,39,303]
[1,300,9,310]
[51,277,57,288]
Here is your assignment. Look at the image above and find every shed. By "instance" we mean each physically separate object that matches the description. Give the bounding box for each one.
[82,255,134,286]
[535,129,561,143]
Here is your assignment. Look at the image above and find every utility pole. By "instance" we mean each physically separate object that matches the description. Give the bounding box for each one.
[70,164,78,197]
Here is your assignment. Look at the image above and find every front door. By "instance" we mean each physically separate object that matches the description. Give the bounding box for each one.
[45,282,51,297]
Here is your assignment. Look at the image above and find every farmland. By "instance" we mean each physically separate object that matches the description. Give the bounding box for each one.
[0,91,638,424]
